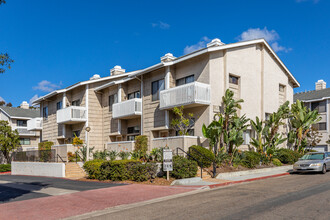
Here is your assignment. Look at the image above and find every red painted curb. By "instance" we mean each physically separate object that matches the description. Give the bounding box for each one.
[0,171,11,174]
[209,172,290,189]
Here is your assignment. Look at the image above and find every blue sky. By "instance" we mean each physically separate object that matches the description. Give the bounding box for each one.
[0,0,329,106]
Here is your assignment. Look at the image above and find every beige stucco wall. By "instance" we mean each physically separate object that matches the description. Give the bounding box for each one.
[38,42,297,152]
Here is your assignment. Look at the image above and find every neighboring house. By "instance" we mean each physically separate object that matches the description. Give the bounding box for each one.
[294,80,330,152]
[33,38,299,154]
[0,101,41,151]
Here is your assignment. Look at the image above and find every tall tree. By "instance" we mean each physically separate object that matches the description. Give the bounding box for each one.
[0,120,20,163]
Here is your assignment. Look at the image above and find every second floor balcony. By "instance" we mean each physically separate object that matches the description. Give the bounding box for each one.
[113,98,142,119]
[27,117,42,131]
[159,82,211,110]
[56,106,87,124]
[12,126,37,136]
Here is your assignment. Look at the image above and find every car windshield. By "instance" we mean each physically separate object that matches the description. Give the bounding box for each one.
[300,153,324,160]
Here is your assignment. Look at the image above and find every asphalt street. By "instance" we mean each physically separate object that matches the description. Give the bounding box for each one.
[87,172,330,220]
[0,175,124,203]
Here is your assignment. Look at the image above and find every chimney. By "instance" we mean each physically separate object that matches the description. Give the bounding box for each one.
[161,53,176,63]
[315,79,326,90]
[90,74,101,80]
[20,101,29,109]
[110,65,125,76]
[207,38,224,47]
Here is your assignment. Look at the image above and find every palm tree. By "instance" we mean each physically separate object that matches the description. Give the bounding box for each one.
[250,117,265,153]
[289,100,321,152]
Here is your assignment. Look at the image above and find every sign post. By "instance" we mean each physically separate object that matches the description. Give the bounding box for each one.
[163,149,173,181]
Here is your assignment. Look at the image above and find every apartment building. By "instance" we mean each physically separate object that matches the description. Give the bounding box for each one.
[294,80,330,152]
[33,38,299,154]
[0,102,41,151]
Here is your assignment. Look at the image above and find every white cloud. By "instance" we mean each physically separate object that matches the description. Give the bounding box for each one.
[151,21,170,29]
[29,94,39,105]
[238,27,291,53]
[183,36,211,55]
[238,27,279,42]
[33,80,60,92]
[0,96,5,102]
[271,42,292,53]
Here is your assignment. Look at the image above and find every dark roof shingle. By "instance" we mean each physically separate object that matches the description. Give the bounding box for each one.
[294,88,330,102]
[0,106,40,118]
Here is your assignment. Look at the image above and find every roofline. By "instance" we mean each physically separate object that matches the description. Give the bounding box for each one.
[94,38,299,92]
[32,72,133,105]
[0,108,36,119]
[295,97,330,102]
[0,108,11,119]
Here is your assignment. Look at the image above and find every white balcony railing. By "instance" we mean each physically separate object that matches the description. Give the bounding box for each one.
[56,106,87,124]
[160,82,211,110]
[12,126,37,136]
[113,98,142,119]
[27,117,42,131]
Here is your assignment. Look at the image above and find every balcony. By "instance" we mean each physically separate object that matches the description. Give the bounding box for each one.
[56,106,87,124]
[27,117,42,131]
[12,126,37,136]
[112,98,142,119]
[159,82,211,110]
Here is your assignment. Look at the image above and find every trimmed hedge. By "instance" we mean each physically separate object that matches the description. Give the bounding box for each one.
[83,159,105,179]
[0,164,11,172]
[83,159,158,182]
[99,160,140,181]
[240,151,261,168]
[171,155,198,179]
[128,162,158,182]
[188,145,215,168]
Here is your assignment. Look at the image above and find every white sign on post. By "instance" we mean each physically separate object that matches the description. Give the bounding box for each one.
[163,149,173,172]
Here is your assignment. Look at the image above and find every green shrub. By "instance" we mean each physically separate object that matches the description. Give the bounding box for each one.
[0,164,11,172]
[83,159,105,179]
[272,158,282,166]
[38,141,53,150]
[188,145,215,168]
[134,135,148,154]
[128,162,157,182]
[99,160,141,181]
[171,155,198,179]
[108,150,117,161]
[93,150,108,160]
[240,151,261,168]
[275,148,301,164]
[38,141,54,162]
[118,151,130,160]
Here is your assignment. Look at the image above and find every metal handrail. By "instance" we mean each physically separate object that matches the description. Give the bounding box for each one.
[57,154,65,163]
[75,152,84,163]
[176,147,204,178]
[188,147,217,178]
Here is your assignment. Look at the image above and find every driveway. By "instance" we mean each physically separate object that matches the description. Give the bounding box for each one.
[0,174,124,204]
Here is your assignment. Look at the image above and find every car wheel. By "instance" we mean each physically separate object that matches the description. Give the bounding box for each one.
[322,164,326,174]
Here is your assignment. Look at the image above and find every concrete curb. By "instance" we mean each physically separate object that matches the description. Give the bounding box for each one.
[171,177,202,185]
[0,171,11,175]
[209,172,290,189]
[216,165,293,179]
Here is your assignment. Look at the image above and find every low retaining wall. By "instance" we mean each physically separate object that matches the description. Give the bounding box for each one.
[11,162,65,178]
[216,165,293,179]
